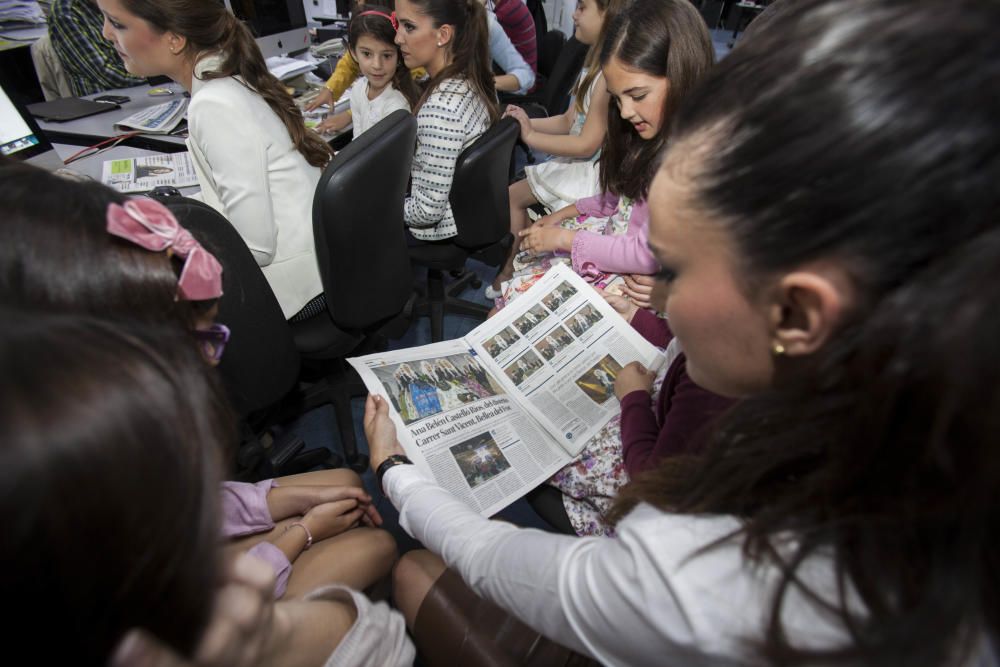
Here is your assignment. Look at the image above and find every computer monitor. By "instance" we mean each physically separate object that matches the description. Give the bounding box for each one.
[225,0,310,58]
[0,81,62,170]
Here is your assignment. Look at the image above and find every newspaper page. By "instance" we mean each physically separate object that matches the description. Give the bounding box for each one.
[349,340,572,517]
[115,97,188,134]
[101,152,199,193]
[464,264,664,457]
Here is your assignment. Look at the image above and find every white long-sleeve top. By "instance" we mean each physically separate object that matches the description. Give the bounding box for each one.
[404,78,492,241]
[186,54,324,319]
[384,465,858,666]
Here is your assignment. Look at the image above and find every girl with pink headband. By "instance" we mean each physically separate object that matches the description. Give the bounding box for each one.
[318,8,419,137]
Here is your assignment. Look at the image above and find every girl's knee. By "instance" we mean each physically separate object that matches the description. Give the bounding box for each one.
[392,551,445,625]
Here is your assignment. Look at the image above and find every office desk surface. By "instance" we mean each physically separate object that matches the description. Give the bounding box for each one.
[39,82,189,152]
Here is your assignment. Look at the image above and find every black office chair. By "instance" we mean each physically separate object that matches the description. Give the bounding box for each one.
[409,117,520,342]
[153,195,338,481]
[538,29,567,84]
[290,109,419,469]
[501,35,588,118]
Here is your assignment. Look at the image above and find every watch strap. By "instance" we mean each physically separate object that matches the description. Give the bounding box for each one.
[376,454,413,495]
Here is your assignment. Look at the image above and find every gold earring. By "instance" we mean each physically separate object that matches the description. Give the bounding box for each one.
[772,342,785,356]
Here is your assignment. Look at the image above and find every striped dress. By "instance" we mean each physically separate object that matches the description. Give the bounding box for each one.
[405,78,492,241]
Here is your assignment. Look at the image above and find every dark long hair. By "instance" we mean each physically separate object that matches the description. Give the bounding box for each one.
[120,0,332,168]
[407,0,499,122]
[596,0,713,200]
[0,311,231,663]
[349,8,420,107]
[613,0,1000,663]
[0,161,214,332]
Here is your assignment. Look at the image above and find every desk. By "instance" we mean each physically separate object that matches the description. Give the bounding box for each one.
[38,82,189,152]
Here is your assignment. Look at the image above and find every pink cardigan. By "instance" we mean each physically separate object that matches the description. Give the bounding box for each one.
[570,192,659,278]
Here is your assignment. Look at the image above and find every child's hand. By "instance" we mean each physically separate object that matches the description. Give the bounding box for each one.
[302,498,368,541]
[597,288,639,323]
[316,114,346,135]
[519,226,574,255]
[503,105,533,141]
[270,485,382,526]
[305,87,334,111]
[622,273,656,310]
[614,361,655,399]
[534,211,568,228]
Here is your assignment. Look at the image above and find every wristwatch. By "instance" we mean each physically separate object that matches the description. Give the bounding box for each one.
[376,454,413,495]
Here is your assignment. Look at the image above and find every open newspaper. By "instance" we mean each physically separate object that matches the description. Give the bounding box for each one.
[349,264,664,516]
[101,152,198,193]
[115,97,188,134]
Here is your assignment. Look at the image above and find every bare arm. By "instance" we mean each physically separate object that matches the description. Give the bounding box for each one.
[517,83,610,158]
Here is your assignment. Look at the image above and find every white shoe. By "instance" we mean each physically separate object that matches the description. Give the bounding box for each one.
[484,285,503,299]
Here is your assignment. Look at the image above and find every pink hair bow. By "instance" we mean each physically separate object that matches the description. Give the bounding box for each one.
[106,198,224,301]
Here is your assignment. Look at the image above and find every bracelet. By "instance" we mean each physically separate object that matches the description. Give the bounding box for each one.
[286,521,312,550]
[376,454,413,495]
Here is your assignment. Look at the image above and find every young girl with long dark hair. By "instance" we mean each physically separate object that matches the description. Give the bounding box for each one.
[1,311,414,666]
[0,161,396,602]
[316,8,419,137]
[497,0,714,303]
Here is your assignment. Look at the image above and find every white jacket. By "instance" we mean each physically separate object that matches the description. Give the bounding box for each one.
[187,54,323,319]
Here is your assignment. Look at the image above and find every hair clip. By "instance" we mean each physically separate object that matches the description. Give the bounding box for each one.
[357,9,398,30]
[106,198,224,301]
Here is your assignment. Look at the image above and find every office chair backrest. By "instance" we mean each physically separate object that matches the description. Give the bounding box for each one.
[450,116,519,251]
[538,29,567,81]
[540,35,588,116]
[312,109,417,330]
[157,196,301,416]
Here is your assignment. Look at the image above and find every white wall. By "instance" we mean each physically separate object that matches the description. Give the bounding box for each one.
[544,0,576,38]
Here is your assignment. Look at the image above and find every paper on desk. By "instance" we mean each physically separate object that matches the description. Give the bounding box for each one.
[101,152,199,193]
[266,55,319,81]
[0,0,44,25]
[115,98,188,135]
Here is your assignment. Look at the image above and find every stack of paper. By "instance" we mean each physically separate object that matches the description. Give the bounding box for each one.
[0,0,44,25]
[115,98,188,135]
[266,55,319,81]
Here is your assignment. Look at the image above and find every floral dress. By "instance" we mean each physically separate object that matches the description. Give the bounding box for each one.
[496,196,636,309]
[546,352,669,537]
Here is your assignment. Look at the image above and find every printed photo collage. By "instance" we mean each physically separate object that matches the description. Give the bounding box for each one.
[483,281,611,390]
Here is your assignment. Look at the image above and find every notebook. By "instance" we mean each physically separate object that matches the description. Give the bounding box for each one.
[26,96,120,122]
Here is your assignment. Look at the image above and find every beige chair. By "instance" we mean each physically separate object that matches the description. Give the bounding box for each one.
[30,32,72,101]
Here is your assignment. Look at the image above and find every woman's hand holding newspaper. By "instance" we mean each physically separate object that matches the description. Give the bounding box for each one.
[364,394,407,471]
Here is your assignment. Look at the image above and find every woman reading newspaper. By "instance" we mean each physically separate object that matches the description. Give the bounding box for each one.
[367,0,1000,663]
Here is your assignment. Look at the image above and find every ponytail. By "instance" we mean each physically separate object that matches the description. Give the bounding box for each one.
[409,0,499,123]
[120,0,333,169]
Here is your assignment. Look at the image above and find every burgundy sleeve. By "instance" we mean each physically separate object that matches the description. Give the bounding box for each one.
[630,308,673,349]
[621,356,735,477]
